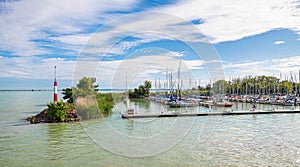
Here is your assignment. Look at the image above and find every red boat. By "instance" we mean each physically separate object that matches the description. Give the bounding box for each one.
[215,102,233,107]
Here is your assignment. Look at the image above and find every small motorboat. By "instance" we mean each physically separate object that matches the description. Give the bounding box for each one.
[215,102,233,107]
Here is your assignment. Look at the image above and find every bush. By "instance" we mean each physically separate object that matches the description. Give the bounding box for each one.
[96,93,113,115]
[75,96,101,120]
[47,100,67,121]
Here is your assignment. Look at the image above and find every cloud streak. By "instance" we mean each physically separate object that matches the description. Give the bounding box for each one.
[0,0,138,57]
[274,40,285,45]
[2,0,300,57]
[223,56,300,78]
[1,0,300,88]
[0,56,76,80]
[158,0,300,43]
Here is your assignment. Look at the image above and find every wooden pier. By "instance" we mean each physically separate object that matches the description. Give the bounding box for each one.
[121,109,300,119]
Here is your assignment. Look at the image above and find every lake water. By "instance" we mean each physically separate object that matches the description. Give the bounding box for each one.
[1,91,300,166]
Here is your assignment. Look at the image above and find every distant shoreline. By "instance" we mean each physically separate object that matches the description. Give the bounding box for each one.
[0,89,52,91]
[0,89,130,92]
[0,88,175,92]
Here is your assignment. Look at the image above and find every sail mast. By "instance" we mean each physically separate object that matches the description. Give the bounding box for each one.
[177,60,181,100]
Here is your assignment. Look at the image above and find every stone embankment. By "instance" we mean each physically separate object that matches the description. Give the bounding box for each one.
[26,109,80,124]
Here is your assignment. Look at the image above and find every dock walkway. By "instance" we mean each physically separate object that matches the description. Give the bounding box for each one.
[121,110,300,119]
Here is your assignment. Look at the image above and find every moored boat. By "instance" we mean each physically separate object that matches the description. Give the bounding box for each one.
[215,102,233,107]
[165,99,197,108]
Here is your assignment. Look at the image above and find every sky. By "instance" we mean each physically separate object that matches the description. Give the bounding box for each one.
[0,0,300,89]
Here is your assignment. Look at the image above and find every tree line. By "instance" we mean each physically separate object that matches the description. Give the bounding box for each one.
[210,75,300,95]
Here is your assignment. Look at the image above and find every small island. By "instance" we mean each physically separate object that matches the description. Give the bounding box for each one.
[26,101,79,123]
[27,77,119,124]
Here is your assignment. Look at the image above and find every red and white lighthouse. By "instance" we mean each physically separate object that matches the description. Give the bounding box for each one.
[54,66,58,102]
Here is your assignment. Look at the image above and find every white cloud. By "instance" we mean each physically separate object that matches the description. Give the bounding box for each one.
[60,12,211,59]
[0,0,138,56]
[51,34,91,46]
[223,56,300,79]
[274,40,285,45]
[1,0,300,88]
[157,0,300,43]
[0,57,76,80]
[0,6,222,86]
[91,51,202,88]
[0,50,195,88]
[183,59,204,70]
[2,0,300,57]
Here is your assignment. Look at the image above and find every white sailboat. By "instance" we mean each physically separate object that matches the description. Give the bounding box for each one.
[123,76,130,104]
[165,60,197,108]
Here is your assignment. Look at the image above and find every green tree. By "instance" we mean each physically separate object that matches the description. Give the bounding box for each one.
[213,80,229,94]
[129,80,152,98]
[205,83,212,95]
[74,77,99,97]
[62,88,73,103]
[77,77,97,90]
[144,80,151,96]
[62,77,99,103]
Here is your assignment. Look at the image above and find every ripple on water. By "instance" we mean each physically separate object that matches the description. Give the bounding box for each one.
[2,95,300,166]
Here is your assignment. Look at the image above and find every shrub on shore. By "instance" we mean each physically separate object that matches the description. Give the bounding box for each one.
[75,96,101,120]
[47,100,67,122]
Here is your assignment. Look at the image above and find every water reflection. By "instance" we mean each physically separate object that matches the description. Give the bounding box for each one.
[46,123,67,162]
[130,99,150,111]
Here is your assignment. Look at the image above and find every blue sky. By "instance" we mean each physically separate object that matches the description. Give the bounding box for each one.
[1,0,300,89]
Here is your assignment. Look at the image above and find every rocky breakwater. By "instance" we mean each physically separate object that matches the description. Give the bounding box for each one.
[26,108,80,124]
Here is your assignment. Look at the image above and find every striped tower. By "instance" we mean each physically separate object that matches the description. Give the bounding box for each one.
[54,66,58,102]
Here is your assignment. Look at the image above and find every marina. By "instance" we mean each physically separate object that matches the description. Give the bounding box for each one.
[2,0,300,166]
[2,91,300,166]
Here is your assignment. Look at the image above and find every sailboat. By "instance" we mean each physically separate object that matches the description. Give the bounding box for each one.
[165,60,197,108]
[123,76,135,115]
[123,76,130,104]
[166,98,198,108]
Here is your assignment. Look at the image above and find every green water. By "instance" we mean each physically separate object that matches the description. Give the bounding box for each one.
[1,91,300,166]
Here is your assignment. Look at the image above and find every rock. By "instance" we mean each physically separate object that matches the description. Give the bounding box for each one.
[30,117,40,124]
[27,108,80,124]
[26,116,40,124]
